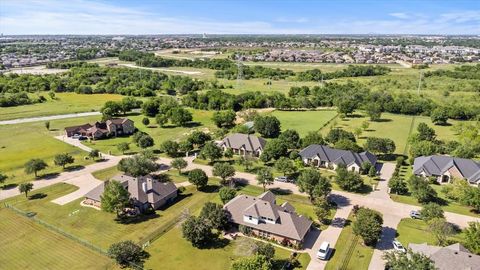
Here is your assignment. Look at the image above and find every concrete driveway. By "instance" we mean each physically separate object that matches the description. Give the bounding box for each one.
[51,174,103,205]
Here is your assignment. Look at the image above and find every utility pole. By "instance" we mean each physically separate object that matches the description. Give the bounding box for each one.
[417,71,423,95]
[236,58,243,89]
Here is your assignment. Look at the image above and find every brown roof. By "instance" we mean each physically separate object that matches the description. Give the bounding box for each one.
[221,133,266,152]
[107,118,132,125]
[409,243,480,270]
[64,123,92,133]
[224,193,312,241]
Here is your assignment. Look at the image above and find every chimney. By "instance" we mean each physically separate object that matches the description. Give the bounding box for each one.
[142,181,147,193]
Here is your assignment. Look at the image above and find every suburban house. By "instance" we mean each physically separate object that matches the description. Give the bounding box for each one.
[218,133,267,156]
[84,174,178,212]
[299,144,377,173]
[223,191,312,248]
[413,155,480,185]
[64,118,135,139]
[409,243,480,270]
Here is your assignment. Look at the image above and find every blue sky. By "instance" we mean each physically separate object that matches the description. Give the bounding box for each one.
[1,0,479,35]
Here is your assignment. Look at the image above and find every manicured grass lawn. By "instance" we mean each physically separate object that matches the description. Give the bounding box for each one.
[144,228,310,270]
[396,218,464,247]
[0,208,118,270]
[91,166,120,181]
[82,109,216,155]
[325,214,374,270]
[0,116,101,186]
[3,182,219,250]
[271,110,338,136]
[390,184,479,217]
[0,92,124,121]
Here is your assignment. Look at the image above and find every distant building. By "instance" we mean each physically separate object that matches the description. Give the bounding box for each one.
[223,191,312,248]
[84,174,178,212]
[218,133,266,157]
[299,144,377,173]
[413,155,480,185]
[64,118,134,139]
[409,243,480,270]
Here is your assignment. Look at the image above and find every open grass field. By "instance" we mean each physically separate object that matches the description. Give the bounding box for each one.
[0,116,103,186]
[0,92,124,121]
[144,227,310,270]
[3,182,218,250]
[271,110,338,136]
[82,109,216,155]
[0,208,117,270]
[396,218,464,247]
[325,214,374,270]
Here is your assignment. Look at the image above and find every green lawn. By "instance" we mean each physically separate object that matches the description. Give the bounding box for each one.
[0,92,124,121]
[82,109,216,155]
[144,228,310,270]
[2,182,219,250]
[390,184,479,218]
[91,166,120,181]
[271,110,338,136]
[396,218,464,247]
[0,208,118,270]
[0,116,102,186]
[325,214,374,270]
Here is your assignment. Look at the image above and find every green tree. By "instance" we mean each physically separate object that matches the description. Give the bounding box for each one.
[301,131,324,148]
[352,207,383,246]
[260,139,287,162]
[326,128,356,144]
[334,138,363,152]
[254,115,281,138]
[364,137,396,155]
[170,107,192,126]
[117,142,130,154]
[408,175,437,203]
[315,198,332,225]
[230,255,272,270]
[431,107,449,126]
[181,215,215,248]
[297,168,324,201]
[420,203,444,222]
[18,182,34,198]
[155,113,168,127]
[136,133,154,149]
[187,131,211,148]
[254,242,275,261]
[278,129,301,149]
[416,123,436,142]
[179,140,194,156]
[218,187,237,204]
[100,180,130,217]
[117,155,157,177]
[142,117,150,126]
[224,148,234,159]
[0,171,7,185]
[335,165,364,192]
[24,158,48,177]
[200,142,223,163]
[428,218,455,246]
[256,167,274,192]
[238,155,254,171]
[107,240,149,268]
[45,121,50,130]
[199,202,229,230]
[336,99,357,116]
[188,169,208,190]
[160,140,179,157]
[365,102,382,121]
[383,249,436,270]
[388,176,408,195]
[213,162,235,186]
[464,222,480,255]
[89,149,100,160]
[171,158,188,174]
[54,153,75,169]
[212,110,236,128]
[274,157,296,177]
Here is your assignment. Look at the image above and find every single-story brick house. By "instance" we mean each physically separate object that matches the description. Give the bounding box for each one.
[64,118,135,139]
[218,133,267,157]
[84,174,178,212]
[223,191,312,248]
[413,155,480,185]
[299,144,377,173]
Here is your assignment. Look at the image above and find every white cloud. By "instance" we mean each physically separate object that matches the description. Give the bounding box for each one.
[389,12,410,19]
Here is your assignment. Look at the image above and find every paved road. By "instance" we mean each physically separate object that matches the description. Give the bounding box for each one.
[0,111,101,125]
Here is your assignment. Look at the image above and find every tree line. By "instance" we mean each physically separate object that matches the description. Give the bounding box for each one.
[296,65,391,81]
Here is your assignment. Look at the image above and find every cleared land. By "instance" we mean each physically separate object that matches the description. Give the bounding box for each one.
[272,110,338,136]
[0,92,124,121]
[0,208,117,270]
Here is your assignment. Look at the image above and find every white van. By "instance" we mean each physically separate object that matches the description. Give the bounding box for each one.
[317,241,331,260]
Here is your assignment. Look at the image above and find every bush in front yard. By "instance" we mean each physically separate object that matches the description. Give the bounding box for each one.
[107,240,149,268]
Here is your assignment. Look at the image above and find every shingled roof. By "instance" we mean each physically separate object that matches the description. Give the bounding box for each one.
[220,133,266,152]
[409,243,480,270]
[223,192,312,241]
[299,144,377,167]
[413,155,480,184]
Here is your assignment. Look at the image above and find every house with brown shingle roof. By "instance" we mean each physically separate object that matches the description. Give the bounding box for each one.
[223,191,312,248]
[409,243,480,270]
[64,118,135,139]
[84,173,178,212]
[218,133,266,157]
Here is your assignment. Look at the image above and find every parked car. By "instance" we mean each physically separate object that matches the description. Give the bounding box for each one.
[317,241,332,260]
[78,136,88,141]
[274,176,294,183]
[392,239,406,253]
[72,134,81,139]
[410,210,421,219]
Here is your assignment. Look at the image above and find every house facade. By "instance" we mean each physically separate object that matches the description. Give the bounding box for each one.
[64,118,135,139]
[218,133,267,157]
[413,155,480,185]
[84,174,178,212]
[299,144,377,173]
[223,191,312,248]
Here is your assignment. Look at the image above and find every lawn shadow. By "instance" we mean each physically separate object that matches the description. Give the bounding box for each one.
[199,184,220,193]
[41,172,60,180]
[158,192,193,211]
[269,187,293,196]
[29,193,47,200]
[328,193,351,207]
[64,165,85,172]
[116,212,161,225]
[184,122,202,128]
[199,236,230,250]
[1,183,18,190]
[373,118,392,123]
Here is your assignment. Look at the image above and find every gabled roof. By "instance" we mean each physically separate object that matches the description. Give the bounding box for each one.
[65,123,92,133]
[258,191,276,203]
[299,144,377,167]
[409,243,480,270]
[223,192,312,241]
[221,133,266,152]
[413,155,480,184]
[106,118,133,125]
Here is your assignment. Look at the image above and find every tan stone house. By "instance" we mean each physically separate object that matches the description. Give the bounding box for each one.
[218,133,267,157]
[64,118,135,139]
